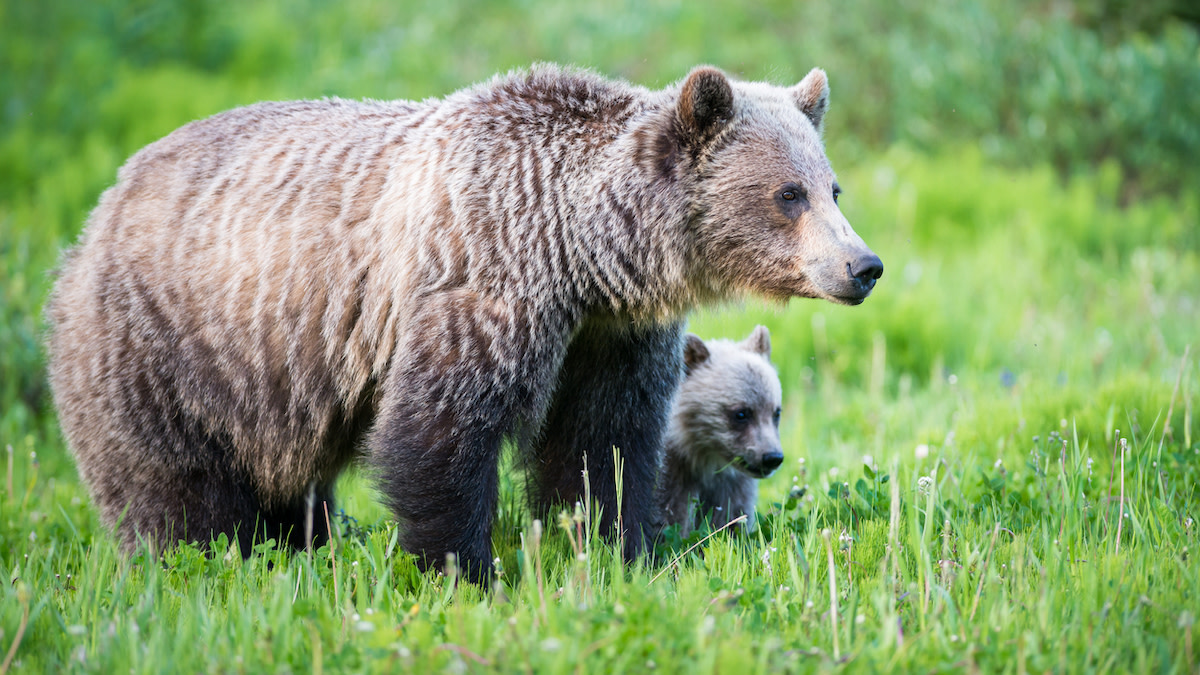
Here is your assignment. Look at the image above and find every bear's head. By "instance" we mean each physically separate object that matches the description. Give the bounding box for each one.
[667,66,883,306]
[675,326,784,479]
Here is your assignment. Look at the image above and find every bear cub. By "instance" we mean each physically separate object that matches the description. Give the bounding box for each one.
[658,325,783,535]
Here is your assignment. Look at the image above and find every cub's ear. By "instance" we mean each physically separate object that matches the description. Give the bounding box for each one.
[742,325,772,359]
[683,334,711,375]
[677,66,734,146]
[792,68,829,134]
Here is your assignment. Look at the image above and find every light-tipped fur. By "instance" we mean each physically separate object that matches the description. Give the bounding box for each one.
[47,64,879,582]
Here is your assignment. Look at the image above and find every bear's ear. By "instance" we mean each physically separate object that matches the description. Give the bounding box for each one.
[683,334,711,375]
[742,325,772,359]
[792,68,829,134]
[677,66,734,147]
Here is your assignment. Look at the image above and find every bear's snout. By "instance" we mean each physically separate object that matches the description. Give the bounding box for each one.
[850,253,884,289]
[740,449,784,478]
[760,450,784,474]
[833,252,884,304]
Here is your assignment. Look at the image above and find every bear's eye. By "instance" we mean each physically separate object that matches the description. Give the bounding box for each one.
[729,407,753,428]
[775,183,809,217]
[772,407,782,425]
[832,184,842,204]
[779,183,805,202]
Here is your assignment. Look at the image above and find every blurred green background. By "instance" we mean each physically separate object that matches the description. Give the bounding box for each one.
[1,0,1197,476]
[3,5,1198,669]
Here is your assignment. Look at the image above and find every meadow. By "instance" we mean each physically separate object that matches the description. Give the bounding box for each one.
[2,0,1198,672]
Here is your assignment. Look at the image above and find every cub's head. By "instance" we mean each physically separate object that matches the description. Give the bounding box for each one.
[672,326,784,479]
[663,66,883,305]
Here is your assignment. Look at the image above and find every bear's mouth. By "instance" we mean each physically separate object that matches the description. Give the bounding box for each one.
[734,458,777,479]
[829,291,870,306]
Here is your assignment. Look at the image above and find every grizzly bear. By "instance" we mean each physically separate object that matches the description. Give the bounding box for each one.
[657,326,783,535]
[46,64,882,582]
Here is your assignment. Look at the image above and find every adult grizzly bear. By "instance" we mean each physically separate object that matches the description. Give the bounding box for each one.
[47,64,882,582]
[658,326,783,535]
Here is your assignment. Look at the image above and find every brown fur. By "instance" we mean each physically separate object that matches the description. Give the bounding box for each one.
[657,327,784,535]
[46,64,881,582]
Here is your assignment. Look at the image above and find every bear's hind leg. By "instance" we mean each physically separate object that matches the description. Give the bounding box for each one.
[83,407,310,558]
[91,434,263,557]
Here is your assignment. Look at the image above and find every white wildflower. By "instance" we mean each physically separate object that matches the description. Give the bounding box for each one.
[917,475,934,495]
[760,548,774,574]
[541,637,562,652]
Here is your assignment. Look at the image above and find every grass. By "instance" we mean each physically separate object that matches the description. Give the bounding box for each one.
[2,0,1199,672]
[3,402,1197,672]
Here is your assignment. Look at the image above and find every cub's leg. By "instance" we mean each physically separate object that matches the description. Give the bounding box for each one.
[696,472,759,531]
[527,319,684,560]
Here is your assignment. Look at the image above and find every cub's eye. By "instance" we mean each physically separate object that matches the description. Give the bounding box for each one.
[772,407,782,424]
[781,190,798,202]
[832,185,842,204]
[729,407,753,428]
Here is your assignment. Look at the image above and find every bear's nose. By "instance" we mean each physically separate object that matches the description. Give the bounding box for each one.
[851,254,884,282]
[761,451,784,473]
[849,254,884,294]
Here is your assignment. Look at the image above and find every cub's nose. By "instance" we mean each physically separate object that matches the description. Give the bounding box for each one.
[761,451,784,474]
[849,254,884,294]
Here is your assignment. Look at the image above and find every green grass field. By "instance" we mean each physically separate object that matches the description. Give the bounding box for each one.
[2,1,1198,672]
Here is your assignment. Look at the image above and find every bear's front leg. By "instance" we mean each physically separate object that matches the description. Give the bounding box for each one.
[371,291,568,584]
[528,318,685,560]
